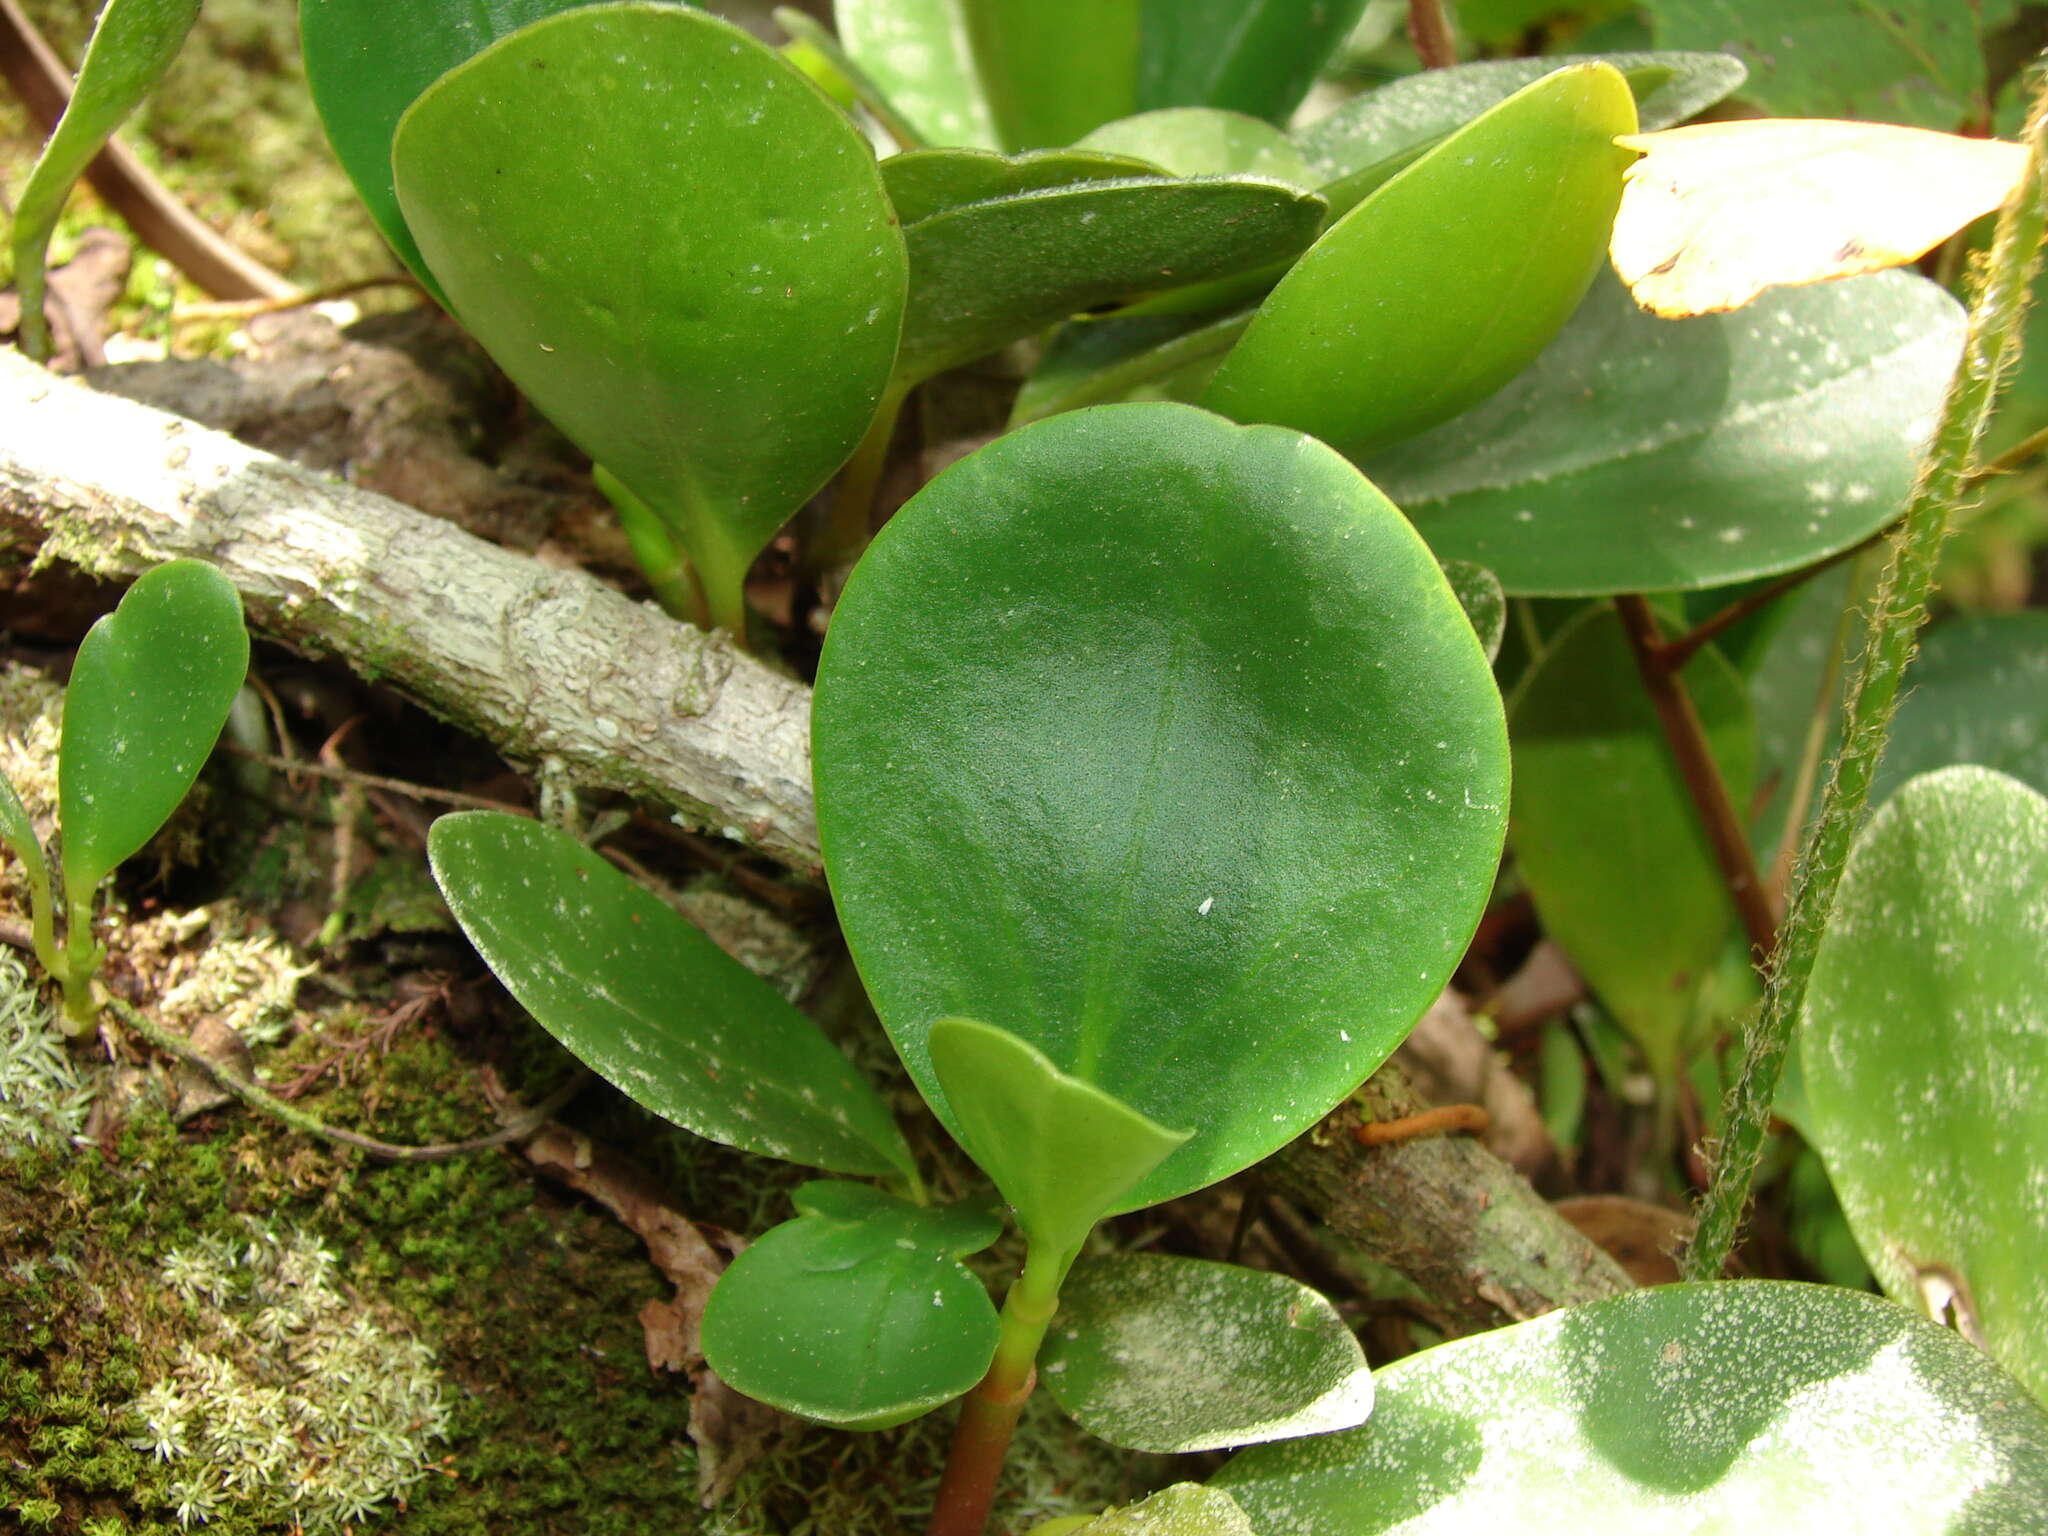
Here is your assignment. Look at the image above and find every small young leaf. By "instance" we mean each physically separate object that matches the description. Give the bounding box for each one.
[1039,1252,1372,1453]
[929,1017,1190,1259]
[1204,65,1639,459]
[10,0,203,360]
[59,560,248,897]
[1802,767,2048,1404]
[1216,1282,2048,1531]
[1135,0,1369,125]
[700,1181,1001,1429]
[0,772,49,899]
[1508,606,1755,1080]
[881,146,1164,226]
[427,812,916,1182]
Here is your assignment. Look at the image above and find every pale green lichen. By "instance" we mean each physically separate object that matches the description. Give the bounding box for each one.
[0,948,95,1154]
[127,906,315,1047]
[127,1222,450,1532]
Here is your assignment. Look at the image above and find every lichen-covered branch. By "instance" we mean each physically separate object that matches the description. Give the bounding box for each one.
[0,348,821,873]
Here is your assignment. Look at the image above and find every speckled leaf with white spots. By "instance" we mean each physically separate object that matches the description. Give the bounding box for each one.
[1040,1252,1372,1453]
[1870,613,2048,805]
[426,812,916,1182]
[1361,270,1964,595]
[1802,767,2048,1405]
[1029,1484,1255,1535]
[1216,1282,2048,1532]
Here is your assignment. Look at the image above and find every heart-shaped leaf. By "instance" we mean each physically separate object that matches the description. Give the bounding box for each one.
[300,0,599,300]
[1802,766,2048,1404]
[1508,605,1754,1079]
[881,146,1164,225]
[59,560,248,897]
[959,0,1139,151]
[1203,64,1638,460]
[426,812,916,1182]
[1077,109,1311,185]
[1215,1282,2048,1530]
[813,403,1508,1212]
[1029,1484,1255,1536]
[700,1180,1001,1428]
[392,3,907,634]
[1294,50,1747,185]
[1363,270,1964,595]
[1871,612,2048,805]
[898,174,1325,387]
[835,0,999,149]
[1040,1252,1373,1453]
[1135,0,1369,125]
[929,1017,1189,1259]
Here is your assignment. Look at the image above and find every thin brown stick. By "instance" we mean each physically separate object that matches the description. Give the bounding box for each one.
[1656,530,1884,672]
[217,743,532,816]
[1407,0,1458,68]
[1613,595,1779,962]
[171,274,421,324]
[0,0,296,302]
[1354,1103,1489,1146]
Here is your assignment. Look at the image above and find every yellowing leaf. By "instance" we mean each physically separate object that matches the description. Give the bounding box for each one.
[1610,119,2027,317]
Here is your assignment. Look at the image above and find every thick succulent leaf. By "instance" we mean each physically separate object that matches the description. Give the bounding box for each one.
[1508,606,1754,1078]
[300,0,599,299]
[1364,270,1964,595]
[10,0,202,359]
[59,561,248,895]
[1295,51,1747,184]
[812,404,1508,1212]
[881,146,1164,225]
[1030,1485,1256,1535]
[1204,65,1637,460]
[426,812,915,1181]
[898,175,1324,387]
[1643,0,2011,131]
[1871,612,2048,805]
[700,1181,1000,1428]
[1440,561,1505,664]
[1041,1253,1372,1453]
[1077,109,1311,185]
[1802,767,2048,1404]
[1216,1282,2048,1531]
[1135,0,1368,124]
[960,0,1139,150]
[836,0,997,148]
[1011,308,1253,426]
[929,1017,1189,1258]
[392,4,906,632]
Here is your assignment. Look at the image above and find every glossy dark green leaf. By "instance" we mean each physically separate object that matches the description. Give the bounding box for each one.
[813,404,1508,1212]
[1802,767,2048,1405]
[1871,612,2048,805]
[426,812,915,1181]
[929,1017,1189,1258]
[1136,0,1369,124]
[392,4,907,634]
[1508,606,1754,1078]
[1216,1282,2048,1530]
[835,0,998,148]
[1294,51,1747,184]
[1077,109,1311,185]
[1441,561,1505,664]
[881,146,1164,226]
[1364,271,1964,595]
[700,1181,1001,1428]
[1204,65,1638,460]
[960,0,1139,150]
[898,175,1324,387]
[300,0,602,300]
[1041,1252,1372,1453]
[59,561,247,896]
[1029,1484,1255,1536]
[11,0,202,359]
[1010,308,1253,426]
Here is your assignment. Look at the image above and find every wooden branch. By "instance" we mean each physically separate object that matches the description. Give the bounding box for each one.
[0,348,822,873]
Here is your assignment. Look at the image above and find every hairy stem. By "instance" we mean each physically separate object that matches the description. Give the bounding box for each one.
[1683,77,2048,1281]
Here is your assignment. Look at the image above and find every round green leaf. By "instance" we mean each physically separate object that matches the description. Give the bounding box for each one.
[300,0,599,300]
[1803,767,2048,1405]
[881,146,1165,225]
[392,3,907,632]
[700,1181,1001,1429]
[426,812,916,1182]
[1363,270,1965,595]
[1041,1253,1372,1454]
[59,560,248,895]
[1871,612,2048,805]
[1203,65,1638,461]
[898,174,1325,387]
[1508,605,1755,1078]
[812,403,1509,1212]
[1216,1282,2048,1531]
[1135,0,1369,125]
[1077,109,1311,185]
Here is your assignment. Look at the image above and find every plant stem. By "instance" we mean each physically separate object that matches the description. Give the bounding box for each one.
[1655,529,1883,673]
[58,889,97,1033]
[1407,0,1457,68]
[1613,594,1778,962]
[1683,76,2048,1282]
[928,1237,1073,1536]
[817,377,910,570]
